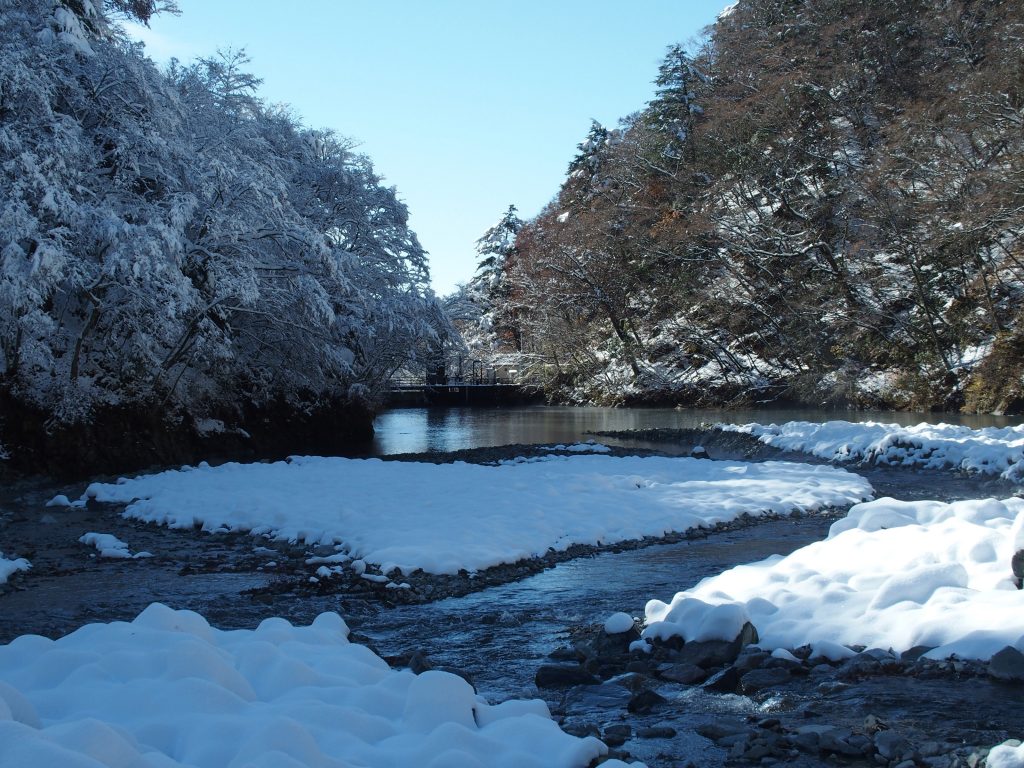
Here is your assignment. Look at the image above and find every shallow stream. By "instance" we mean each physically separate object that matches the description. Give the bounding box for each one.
[2,406,1023,766]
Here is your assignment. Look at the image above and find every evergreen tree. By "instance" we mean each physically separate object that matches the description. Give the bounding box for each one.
[647,44,708,160]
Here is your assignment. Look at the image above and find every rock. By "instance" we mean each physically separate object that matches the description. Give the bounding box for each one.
[637,725,677,739]
[548,646,578,662]
[535,664,599,688]
[740,667,791,693]
[691,445,710,459]
[562,721,600,738]
[1012,549,1024,588]
[875,730,913,762]
[625,659,653,674]
[575,624,639,661]
[734,647,769,672]
[696,718,750,741]
[863,714,888,734]
[657,662,708,684]
[627,689,667,714]
[789,731,820,753]
[671,621,759,670]
[819,729,862,757]
[603,724,632,747]
[565,682,632,709]
[809,663,833,677]
[702,666,741,694]
[901,645,936,662]
[846,734,873,754]
[836,655,882,680]
[988,646,1024,682]
[611,672,650,693]
[675,638,740,669]
[604,612,637,635]
[407,651,432,675]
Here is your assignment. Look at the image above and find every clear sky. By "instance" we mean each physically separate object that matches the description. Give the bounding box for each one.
[128,1,725,296]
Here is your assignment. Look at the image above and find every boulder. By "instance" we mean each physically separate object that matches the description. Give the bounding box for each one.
[535,664,599,688]
[657,662,708,684]
[702,665,741,694]
[696,718,750,742]
[739,667,791,693]
[674,621,759,669]
[875,730,914,762]
[988,646,1024,682]
[603,724,632,747]
[627,689,668,714]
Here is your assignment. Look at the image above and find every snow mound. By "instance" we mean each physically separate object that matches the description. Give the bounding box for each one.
[643,497,1024,660]
[604,612,636,635]
[82,454,870,576]
[989,741,1024,768]
[0,604,635,768]
[718,420,1024,481]
[0,554,30,585]
[79,532,152,559]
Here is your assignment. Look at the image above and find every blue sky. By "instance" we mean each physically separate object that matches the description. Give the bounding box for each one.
[129,1,725,295]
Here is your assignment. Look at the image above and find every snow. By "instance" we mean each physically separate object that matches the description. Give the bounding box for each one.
[604,612,636,635]
[989,741,1024,768]
[642,496,1024,660]
[718,420,1024,481]
[0,554,30,585]
[81,454,871,576]
[0,603,634,768]
[78,532,152,559]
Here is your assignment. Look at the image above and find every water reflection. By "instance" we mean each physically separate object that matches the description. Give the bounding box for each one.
[370,405,1023,456]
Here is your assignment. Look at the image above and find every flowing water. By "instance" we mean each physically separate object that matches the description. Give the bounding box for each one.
[3,405,1023,766]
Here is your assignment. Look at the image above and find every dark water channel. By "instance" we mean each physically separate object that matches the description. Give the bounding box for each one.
[346,462,1022,767]
[3,405,1023,766]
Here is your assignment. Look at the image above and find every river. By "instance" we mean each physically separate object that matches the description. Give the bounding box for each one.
[365,405,1021,455]
[2,405,1023,766]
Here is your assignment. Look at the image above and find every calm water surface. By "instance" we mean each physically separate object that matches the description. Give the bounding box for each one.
[368,405,1023,455]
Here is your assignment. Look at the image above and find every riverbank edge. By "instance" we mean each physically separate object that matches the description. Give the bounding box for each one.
[0,389,375,481]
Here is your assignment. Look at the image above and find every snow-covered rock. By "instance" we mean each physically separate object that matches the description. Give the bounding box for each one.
[643,496,1024,660]
[604,612,636,635]
[0,604,634,767]
[78,532,151,559]
[0,555,30,585]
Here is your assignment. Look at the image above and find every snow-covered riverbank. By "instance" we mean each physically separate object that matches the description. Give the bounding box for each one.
[3,432,1023,768]
[718,420,1024,481]
[641,496,1024,660]
[73,450,870,577]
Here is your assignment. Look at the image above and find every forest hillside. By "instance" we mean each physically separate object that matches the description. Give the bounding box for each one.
[0,0,447,471]
[462,0,1024,412]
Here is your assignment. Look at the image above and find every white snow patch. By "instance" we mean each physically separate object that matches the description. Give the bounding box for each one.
[643,496,1024,660]
[718,420,1024,482]
[81,455,870,576]
[0,604,635,767]
[604,612,636,635]
[989,741,1024,768]
[78,532,152,559]
[0,555,30,585]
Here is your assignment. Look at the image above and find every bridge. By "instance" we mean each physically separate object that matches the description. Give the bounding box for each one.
[385,377,544,406]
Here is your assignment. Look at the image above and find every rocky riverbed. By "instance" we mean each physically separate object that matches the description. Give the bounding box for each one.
[2,434,1022,767]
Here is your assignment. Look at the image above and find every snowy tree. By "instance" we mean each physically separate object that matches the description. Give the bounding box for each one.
[647,44,708,161]
[0,0,445,462]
